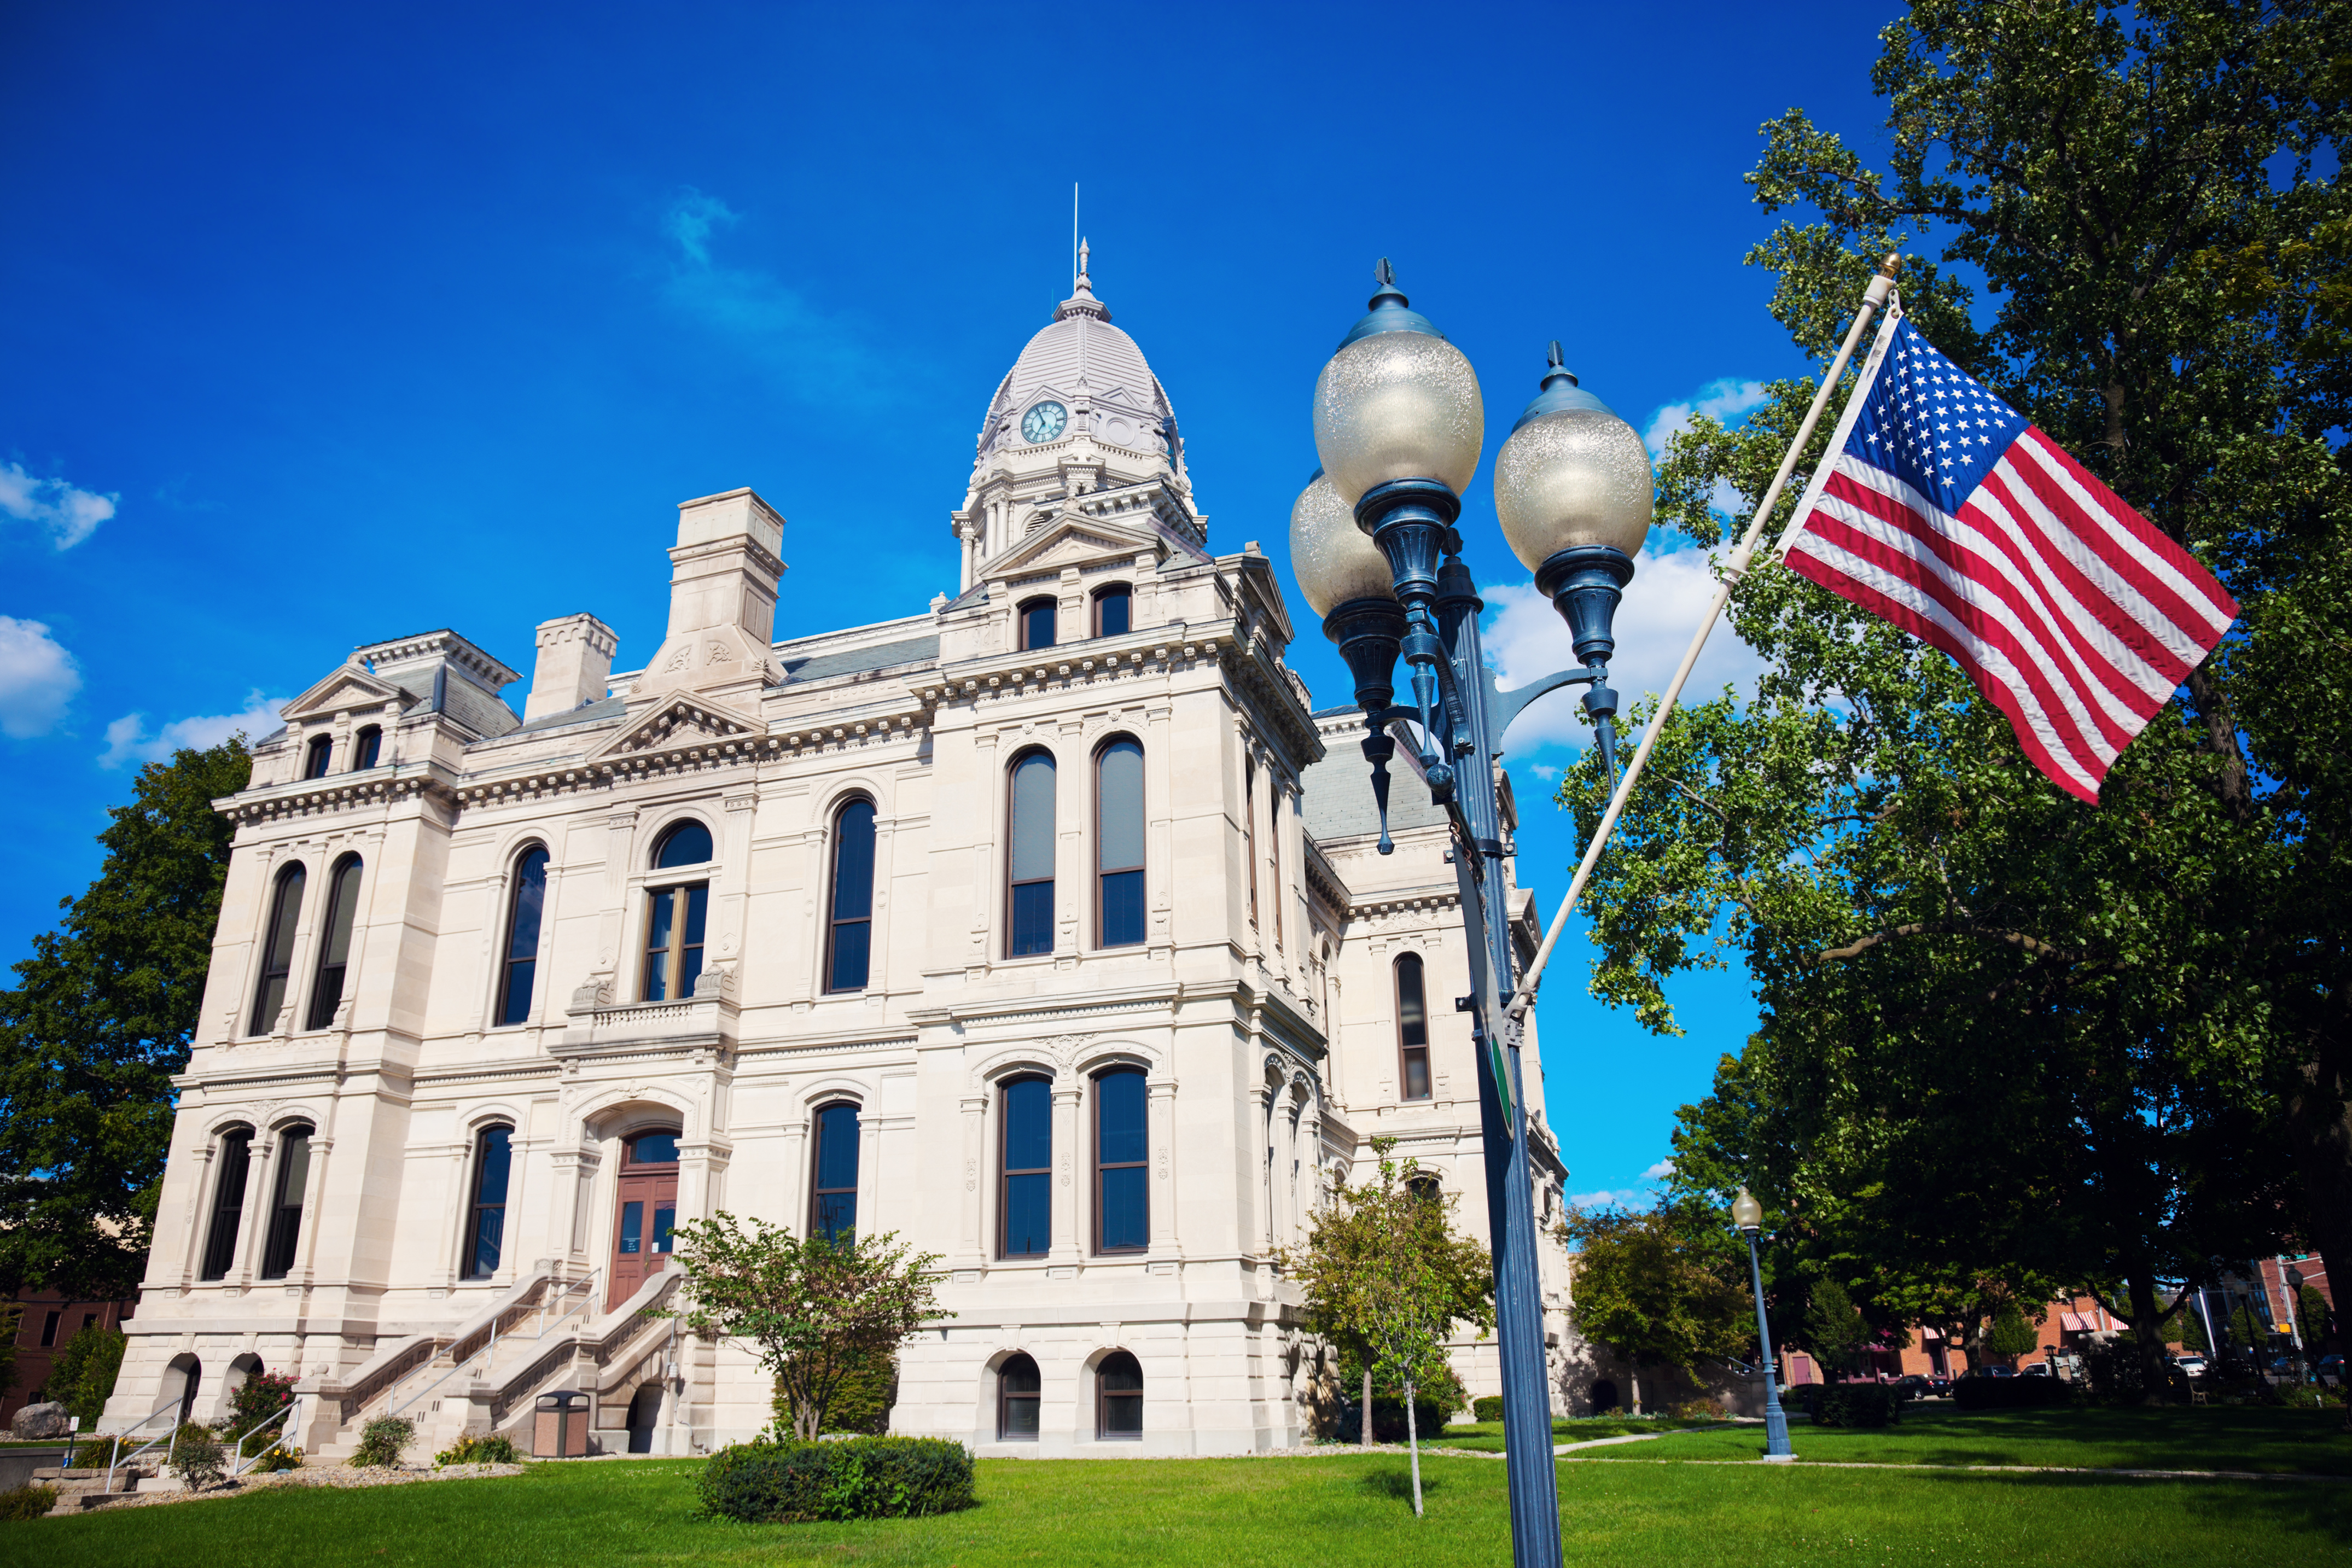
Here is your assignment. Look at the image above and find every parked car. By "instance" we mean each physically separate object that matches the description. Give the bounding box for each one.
[2022,1363,2055,1378]
[2174,1355,2209,1377]
[1891,1374,1934,1400]
[1982,1364,2015,1378]
[1927,1375,1953,1397]
[2319,1355,2345,1388]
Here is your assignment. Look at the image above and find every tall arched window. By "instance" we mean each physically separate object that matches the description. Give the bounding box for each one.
[1242,758,1259,929]
[1096,1351,1143,1440]
[249,863,306,1035]
[1094,1069,1148,1253]
[497,846,550,1025]
[643,820,713,1001]
[305,854,363,1030]
[810,1102,860,1242]
[303,735,333,779]
[825,800,877,992]
[1018,597,1056,651]
[653,819,713,868]
[1000,1075,1052,1257]
[1007,751,1057,957]
[1268,782,1285,952]
[463,1125,513,1279]
[998,1353,1041,1441]
[1093,584,1131,638]
[259,1124,313,1279]
[1096,738,1144,948]
[1395,952,1431,1101]
[351,726,382,771]
[200,1128,253,1280]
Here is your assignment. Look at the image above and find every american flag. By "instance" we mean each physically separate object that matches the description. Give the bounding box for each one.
[1780,316,2239,803]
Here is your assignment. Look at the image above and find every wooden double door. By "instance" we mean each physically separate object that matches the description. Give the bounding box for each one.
[610,1135,679,1309]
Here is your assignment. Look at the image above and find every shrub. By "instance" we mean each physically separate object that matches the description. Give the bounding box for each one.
[228,1369,300,1453]
[69,1438,118,1470]
[168,1422,226,1490]
[1471,1396,1504,1423]
[1953,1375,2071,1410]
[2080,1339,2188,1406]
[246,1442,304,1474]
[1807,1384,1900,1428]
[699,1436,976,1523]
[434,1432,520,1467]
[0,1485,58,1522]
[352,1415,415,1468]
[1666,1398,1726,1421]
[1332,1395,1450,1444]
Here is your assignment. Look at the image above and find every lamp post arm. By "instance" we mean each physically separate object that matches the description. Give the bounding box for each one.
[1486,665,1605,739]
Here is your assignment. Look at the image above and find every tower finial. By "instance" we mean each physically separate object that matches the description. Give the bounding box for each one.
[1079,237,1090,281]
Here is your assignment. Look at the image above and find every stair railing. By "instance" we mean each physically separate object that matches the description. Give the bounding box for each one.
[103,1396,186,1493]
[391,1269,602,1421]
[226,1398,302,1478]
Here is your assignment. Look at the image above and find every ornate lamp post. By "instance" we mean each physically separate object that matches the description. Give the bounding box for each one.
[1290,263,1654,1568]
[1731,1187,1794,1461]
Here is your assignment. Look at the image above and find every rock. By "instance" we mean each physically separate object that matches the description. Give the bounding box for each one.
[11,1401,73,1439]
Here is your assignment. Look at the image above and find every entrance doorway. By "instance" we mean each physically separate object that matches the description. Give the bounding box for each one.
[626,1383,663,1453]
[610,1129,680,1309]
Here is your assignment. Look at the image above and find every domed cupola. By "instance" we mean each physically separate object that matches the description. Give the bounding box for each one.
[952,243,1207,588]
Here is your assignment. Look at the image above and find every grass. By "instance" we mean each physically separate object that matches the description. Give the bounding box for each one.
[2,1436,2344,1568]
[1435,1414,1719,1453]
[1570,1405,2352,1476]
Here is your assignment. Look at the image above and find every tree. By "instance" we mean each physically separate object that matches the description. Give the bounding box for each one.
[1986,1301,2043,1367]
[44,1323,126,1424]
[0,738,250,1301]
[1283,1139,1491,1515]
[1804,1278,1872,1379]
[1564,0,2347,1409]
[668,1215,949,1441]
[1557,1198,1752,1413]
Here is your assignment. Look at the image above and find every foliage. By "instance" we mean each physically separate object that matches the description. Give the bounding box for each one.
[1557,1198,1753,1385]
[1986,1302,2042,1362]
[2298,1283,2332,1344]
[1808,1384,1901,1429]
[785,1350,895,1436]
[352,1415,414,1468]
[433,1432,519,1467]
[167,1422,225,1490]
[1470,1395,1504,1423]
[1953,1375,2071,1411]
[1280,1139,1492,1516]
[44,1325,124,1426]
[668,1215,946,1443]
[0,1484,57,1522]
[0,739,251,1300]
[2082,1338,2188,1406]
[244,1441,302,1474]
[1331,1395,1452,1446]
[697,1436,975,1523]
[228,1368,299,1453]
[68,1438,116,1470]
[1574,0,2352,1412]
[1802,1278,1872,1375]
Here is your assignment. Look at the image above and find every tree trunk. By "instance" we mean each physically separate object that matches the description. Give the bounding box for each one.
[1404,1376,1423,1519]
[1629,1366,1642,1418]
[2283,1035,2352,1431]
[2126,1269,2171,1408]
[1361,1365,1374,1449]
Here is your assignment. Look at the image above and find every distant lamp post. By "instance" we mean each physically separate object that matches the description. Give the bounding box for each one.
[1732,1187,1794,1462]
[2286,1264,2308,1376]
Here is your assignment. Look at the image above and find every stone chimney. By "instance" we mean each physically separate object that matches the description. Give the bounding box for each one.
[525,613,618,722]
[633,487,787,700]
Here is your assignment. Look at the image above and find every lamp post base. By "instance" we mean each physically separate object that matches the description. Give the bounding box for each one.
[1759,1454,1797,1465]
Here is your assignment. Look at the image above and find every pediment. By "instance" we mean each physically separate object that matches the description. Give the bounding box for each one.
[590,695,763,760]
[987,513,1157,579]
[282,662,407,721]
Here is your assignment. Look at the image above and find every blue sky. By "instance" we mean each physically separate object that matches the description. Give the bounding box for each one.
[0,1,1901,1205]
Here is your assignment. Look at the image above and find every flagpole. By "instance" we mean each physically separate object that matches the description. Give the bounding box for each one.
[1506,255,1901,1020]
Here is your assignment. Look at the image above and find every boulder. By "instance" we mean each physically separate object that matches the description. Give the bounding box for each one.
[10,1401,73,1439]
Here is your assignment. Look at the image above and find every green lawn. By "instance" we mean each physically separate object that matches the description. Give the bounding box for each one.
[5,1442,2346,1568]
[1436,1414,1718,1453]
[1569,1406,2352,1476]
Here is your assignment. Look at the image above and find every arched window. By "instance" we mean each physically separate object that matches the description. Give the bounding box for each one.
[1007,751,1056,958]
[497,846,550,1026]
[1093,584,1132,638]
[810,1102,860,1242]
[303,735,333,779]
[259,1124,313,1279]
[825,800,877,992]
[1407,1174,1442,1207]
[351,726,382,771]
[1395,952,1431,1101]
[1268,782,1285,952]
[200,1128,253,1280]
[463,1125,513,1279]
[998,1353,1041,1441]
[1000,1076,1052,1258]
[249,863,306,1035]
[652,819,713,868]
[305,854,363,1030]
[1094,1069,1148,1253]
[1243,758,1259,929]
[1095,738,1144,948]
[1096,1351,1143,1440]
[1018,597,1056,652]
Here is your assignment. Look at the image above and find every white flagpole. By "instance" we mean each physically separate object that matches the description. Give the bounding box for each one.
[1772,295,1903,558]
[1505,256,1902,1020]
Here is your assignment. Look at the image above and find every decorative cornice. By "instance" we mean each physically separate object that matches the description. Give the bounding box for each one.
[222,771,446,826]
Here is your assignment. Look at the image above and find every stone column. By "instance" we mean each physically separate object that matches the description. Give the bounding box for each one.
[1050,1084,1082,1261]
[958,1092,988,1266]
[1146,1077,1179,1256]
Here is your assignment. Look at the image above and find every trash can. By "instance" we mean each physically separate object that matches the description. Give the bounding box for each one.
[533,1391,590,1458]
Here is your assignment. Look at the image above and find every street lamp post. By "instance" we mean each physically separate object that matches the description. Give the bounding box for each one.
[1291,263,1656,1568]
[1731,1187,1794,1461]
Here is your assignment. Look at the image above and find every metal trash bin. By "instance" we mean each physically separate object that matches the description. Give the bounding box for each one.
[533,1391,590,1458]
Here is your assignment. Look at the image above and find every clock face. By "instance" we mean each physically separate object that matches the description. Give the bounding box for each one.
[1021,401,1069,443]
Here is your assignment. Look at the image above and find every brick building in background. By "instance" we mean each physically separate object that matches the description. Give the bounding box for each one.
[3,1292,135,1424]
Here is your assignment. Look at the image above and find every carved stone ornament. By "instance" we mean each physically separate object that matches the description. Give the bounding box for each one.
[572,974,615,1010]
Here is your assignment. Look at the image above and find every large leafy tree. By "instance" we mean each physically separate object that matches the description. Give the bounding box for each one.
[1556,1198,1752,1412]
[0,738,251,1301]
[1558,0,2348,1405]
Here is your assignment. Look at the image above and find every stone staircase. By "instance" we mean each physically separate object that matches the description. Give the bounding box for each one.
[30,1465,183,1513]
[304,1266,682,1461]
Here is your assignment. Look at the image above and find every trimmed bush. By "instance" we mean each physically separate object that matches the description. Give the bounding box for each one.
[434,1432,520,1467]
[1332,1396,1451,1444]
[353,1415,415,1468]
[1807,1384,1900,1428]
[1953,1374,2071,1410]
[168,1422,227,1490]
[1471,1396,1504,1423]
[699,1436,976,1523]
[0,1485,58,1522]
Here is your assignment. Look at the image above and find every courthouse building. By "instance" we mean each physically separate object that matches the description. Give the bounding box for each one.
[105,257,1574,1458]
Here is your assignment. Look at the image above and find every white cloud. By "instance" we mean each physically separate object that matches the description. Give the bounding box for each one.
[1568,1188,1648,1210]
[1528,763,1561,783]
[0,617,83,737]
[1484,542,1768,756]
[1643,378,1769,458]
[0,461,115,550]
[1640,1159,1676,1182]
[100,689,286,768]
[659,187,880,401]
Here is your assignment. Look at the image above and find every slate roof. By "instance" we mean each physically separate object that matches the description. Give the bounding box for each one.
[510,695,630,736]
[1301,712,1448,843]
[779,634,940,685]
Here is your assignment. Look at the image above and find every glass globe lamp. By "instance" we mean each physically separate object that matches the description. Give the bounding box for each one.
[1311,267,1484,509]
[1495,349,1653,666]
[1731,1187,1765,1236]
[1289,470,1396,619]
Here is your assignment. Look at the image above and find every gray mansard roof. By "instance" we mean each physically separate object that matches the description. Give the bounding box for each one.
[1300,708,1448,843]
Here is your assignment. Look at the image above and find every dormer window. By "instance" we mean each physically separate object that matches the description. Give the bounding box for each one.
[1019,598,1057,652]
[303,735,333,779]
[352,726,382,770]
[1093,584,1131,638]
